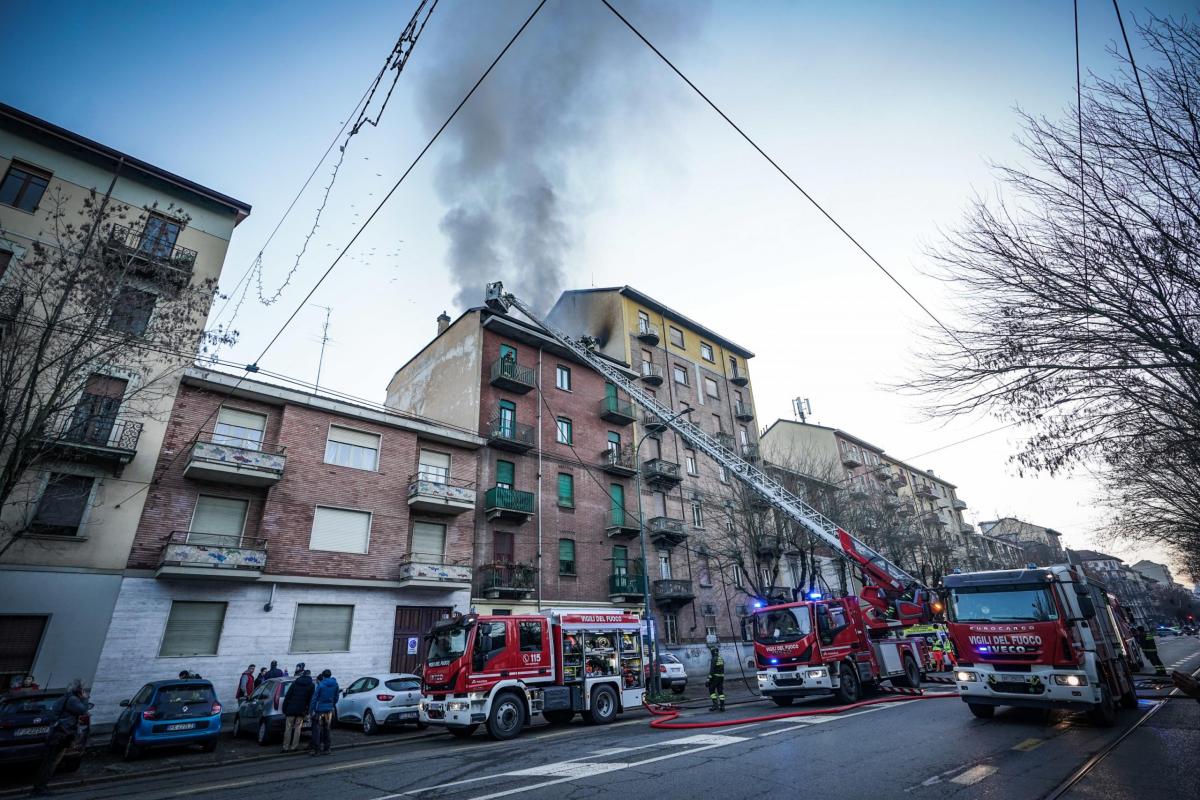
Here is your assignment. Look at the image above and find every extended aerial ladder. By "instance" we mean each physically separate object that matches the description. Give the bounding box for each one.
[484,283,932,625]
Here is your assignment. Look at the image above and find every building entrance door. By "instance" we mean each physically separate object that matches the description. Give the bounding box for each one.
[391,605,453,674]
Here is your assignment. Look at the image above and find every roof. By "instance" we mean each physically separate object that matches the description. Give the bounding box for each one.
[0,102,251,224]
[558,286,755,358]
[1068,548,1122,563]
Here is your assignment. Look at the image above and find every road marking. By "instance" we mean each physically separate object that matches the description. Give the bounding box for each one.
[324,756,396,771]
[1012,738,1044,752]
[950,765,998,786]
[510,761,626,778]
[174,779,258,795]
[759,723,811,737]
[662,734,748,746]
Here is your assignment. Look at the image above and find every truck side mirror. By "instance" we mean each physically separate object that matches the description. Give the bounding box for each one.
[1077,596,1097,619]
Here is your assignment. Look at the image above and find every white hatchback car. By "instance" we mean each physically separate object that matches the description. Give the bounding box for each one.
[334,673,424,735]
[658,653,688,694]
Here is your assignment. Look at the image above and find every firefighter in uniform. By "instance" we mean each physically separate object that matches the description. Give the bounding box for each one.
[1137,626,1167,676]
[707,645,725,712]
[931,638,945,672]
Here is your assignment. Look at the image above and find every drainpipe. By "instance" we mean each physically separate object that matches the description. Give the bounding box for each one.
[536,346,544,611]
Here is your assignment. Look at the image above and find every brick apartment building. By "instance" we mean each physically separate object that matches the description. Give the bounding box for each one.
[88,367,482,722]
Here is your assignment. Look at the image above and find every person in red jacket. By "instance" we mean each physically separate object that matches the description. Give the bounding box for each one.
[236,664,256,702]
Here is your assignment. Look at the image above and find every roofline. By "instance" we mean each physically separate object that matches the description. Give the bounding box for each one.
[481,311,638,377]
[386,307,482,385]
[1,102,251,224]
[557,286,755,358]
[976,517,1064,537]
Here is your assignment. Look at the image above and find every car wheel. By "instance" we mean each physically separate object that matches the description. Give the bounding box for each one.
[257,719,271,746]
[893,655,921,689]
[232,714,244,739]
[967,702,995,719]
[448,724,478,739]
[772,696,795,707]
[362,709,378,736]
[123,732,140,761]
[486,692,527,741]
[58,756,82,774]
[582,685,618,725]
[834,664,860,705]
[543,709,574,725]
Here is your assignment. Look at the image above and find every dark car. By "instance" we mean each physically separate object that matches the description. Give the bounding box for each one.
[0,690,90,773]
[110,679,222,760]
[234,677,309,746]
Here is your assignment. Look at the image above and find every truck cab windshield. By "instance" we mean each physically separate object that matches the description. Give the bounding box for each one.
[754,607,812,644]
[949,585,1059,623]
[427,621,472,663]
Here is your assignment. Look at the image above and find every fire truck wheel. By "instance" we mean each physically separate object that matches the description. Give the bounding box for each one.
[1088,685,1117,727]
[835,664,860,704]
[967,702,995,719]
[582,685,618,724]
[543,709,574,725]
[772,697,795,707]
[486,692,527,740]
[448,724,478,739]
[893,655,921,689]
[1118,663,1139,709]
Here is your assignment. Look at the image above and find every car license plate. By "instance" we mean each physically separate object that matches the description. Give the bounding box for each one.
[398,710,418,719]
[426,702,443,711]
[15,726,50,737]
[166,723,196,731]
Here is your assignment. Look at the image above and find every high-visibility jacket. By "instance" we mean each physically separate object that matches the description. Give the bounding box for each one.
[709,651,725,679]
[1141,632,1158,652]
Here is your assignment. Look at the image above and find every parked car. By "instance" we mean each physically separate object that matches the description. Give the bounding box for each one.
[0,689,90,773]
[234,677,310,746]
[334,673,423,734]
[658,653,688,695]
[110,679,220,760]
[1155,625,1179,637]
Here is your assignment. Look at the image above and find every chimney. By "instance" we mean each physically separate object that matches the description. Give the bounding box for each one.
[436,311,450,335]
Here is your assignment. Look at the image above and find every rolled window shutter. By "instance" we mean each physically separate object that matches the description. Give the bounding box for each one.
[309,507,371,554]
[418,450,450,482]
[411,521,446,563]
[327,426,380,449]
[291,604,353,652]
[217,408,266,433]
[189,496,248,545]
[159,602,226,657]
[0,616,48,673]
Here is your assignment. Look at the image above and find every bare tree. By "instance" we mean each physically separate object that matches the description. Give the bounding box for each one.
[0,182,230,558]
[911,14,1200,579]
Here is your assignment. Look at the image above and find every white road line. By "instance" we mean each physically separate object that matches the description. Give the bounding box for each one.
[759,724,811,737]
[324,756,396,771]
[510,761,627,778]
[174,779,258,795]
[950,765,998,786]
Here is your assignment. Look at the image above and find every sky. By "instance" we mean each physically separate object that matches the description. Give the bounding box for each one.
[3,0,1195,581]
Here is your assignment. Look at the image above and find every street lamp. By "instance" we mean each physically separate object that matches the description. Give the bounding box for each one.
[634,402,692,696]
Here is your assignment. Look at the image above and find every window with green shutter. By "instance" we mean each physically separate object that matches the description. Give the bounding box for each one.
[496,460,515,489]
[558,538,576,575]
[557,473,574,507]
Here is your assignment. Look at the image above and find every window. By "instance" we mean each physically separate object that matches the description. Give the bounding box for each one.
[557,473,575,507]
[495,459,515,489]
[69,374,127,445]
[612,544,629,574]
[662,612,679,645]
[107,286,156,336]
[691,501,704,528]
[30,474,93,536]
[609,484,627,525]
[712,413,723,433]
[739,426,749,446]
[519,621,543,652]
[411,521,447,562]
[558,538,576,575]
[728,355,738,375]
[555,365,571,391]
[659,553,672,579]
[139,213,182,258]
[325,425,380,470]
[607,431,621,452]
[291,604,354,653]
[555,416,572,445]
[0,162,50,212]
[0,249,11,281]
[700,342,714,362]
[672,365,688,385]
[638,310,652,334]
[496,399,517,439]
[188,495,248,545]
[309,506,371,554]
[418,449,451,483]
[668,326,684,348]
[719,465,729,483]
[213,407,266,450]
[159,601,226,657]
[493,531,515,563]
[704,377,719,399]
[685,450,698,475]
[0,615,47,686]
[499,343,517,361]
[698,559,713,588]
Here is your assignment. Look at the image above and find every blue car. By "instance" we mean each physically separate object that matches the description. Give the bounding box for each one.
[110,679,222,760]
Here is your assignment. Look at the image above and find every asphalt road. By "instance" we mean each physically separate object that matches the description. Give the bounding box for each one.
[15,636,1200,800]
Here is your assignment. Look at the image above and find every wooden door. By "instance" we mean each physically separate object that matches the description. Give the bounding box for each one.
[391,605,453,675]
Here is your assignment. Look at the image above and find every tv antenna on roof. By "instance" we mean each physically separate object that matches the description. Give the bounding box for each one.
[311,304,332,392]
[792,397,811,423]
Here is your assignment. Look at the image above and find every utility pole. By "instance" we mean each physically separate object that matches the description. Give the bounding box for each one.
[311,304,332,392]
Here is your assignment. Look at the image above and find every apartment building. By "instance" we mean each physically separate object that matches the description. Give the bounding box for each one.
[978,517,1066,564]
[1067,549,1158,626]
[0,104,250,692]
[87,368,482,722]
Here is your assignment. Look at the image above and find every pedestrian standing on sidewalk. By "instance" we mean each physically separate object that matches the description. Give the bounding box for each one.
[309,669,339,755]
[264,660,284,681]
[281,670,315,753]
[255,667,268,689]
[236,664,256,703]
[30,679,89,796]
[707,646,725,712]
[1136,626,1167,676]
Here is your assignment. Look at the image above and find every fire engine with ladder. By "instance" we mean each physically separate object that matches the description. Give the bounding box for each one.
[418,283,936,739]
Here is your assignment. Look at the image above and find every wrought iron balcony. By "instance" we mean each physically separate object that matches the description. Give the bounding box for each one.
[185,433,286,487]
[606,508,641,538]
[485,415,535,452]
[741,443,760,461]
[489,356,536,393]
[914,484,937,499]
[639,361,664,386]
[42,406,142,470]
[642,458,682,486]
[106,223,198,284]
[408,474,476,514]
[757,534,783,556]
[898,501,916,515]
[647,516,687,547]
[734,402,754,422]
[652,579,695,606]
[599,446,637,476]
[635,322,660,346]
[641,410,668,434]
[714,432,736,451]
[599,395,636,425]
[952,498,968,511]
[398,555,472,589]
[608,572,647,602]
[960,522,975,534]
[883,494,901,507]
[730,368,749,388]
[157,531,266,579]
[485,486,535,522]
[479,562,537,600]
[841,449,863,468]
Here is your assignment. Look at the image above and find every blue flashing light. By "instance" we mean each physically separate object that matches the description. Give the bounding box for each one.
[752,600,766,609]
[977,645,990,653]
[807,591,823,600]
[769,658,779,665]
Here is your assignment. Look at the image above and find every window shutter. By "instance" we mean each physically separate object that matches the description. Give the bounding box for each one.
[189,496,248,544]
[328,426,380,449]
[159,602,226,657]
[33,475,93,530]
[309,507,371,554]
[418,450,451,481]
[495,460,515,486]
[291,604,353,653]
[411,521,446,562]
[0,616,48,673]
[217,408,266,433]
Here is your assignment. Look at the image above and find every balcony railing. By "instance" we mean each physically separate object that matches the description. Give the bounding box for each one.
[599,396,636,425]
[652,579,695,605]
[642,458,682,485]
[42,406,142,467]
[960,522,975,534]
[606,508,641,538]
[479,562,537,599]
[730,368,749,387]
[734,402,754,422]
[952,498,968,511]
[398,554,472,588]
[185,433,286,487]
[157,531,267,578]
[408,474,476,514]
[714,432,736,451]
[841,449,863,468]
[485,486,535,521]
[486,415,535,451]
[106,223,198,283]
[599,446,637,476]
[635,322,660,345]
[489,357,536,393]
[914,484,937,499]
[639,361,664,386]
[647,516,687,547]
[741,443,760,461]
[609,572,647,600]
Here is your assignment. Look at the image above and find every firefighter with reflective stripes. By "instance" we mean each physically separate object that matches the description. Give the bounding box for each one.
[707,645,725,712]
[1136,625,1167,676]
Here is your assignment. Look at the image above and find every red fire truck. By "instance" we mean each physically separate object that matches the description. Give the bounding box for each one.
[943,565,1139,725]
[419,609,646,740]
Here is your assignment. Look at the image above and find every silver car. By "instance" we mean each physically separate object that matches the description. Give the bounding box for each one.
[334,673,423,735]
[659,653,688,694]
[233,677,309,746]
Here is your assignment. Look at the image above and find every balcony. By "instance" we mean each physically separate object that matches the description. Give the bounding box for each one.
[489,357,536,393]
[849,483,870,499]
[714,432,736,451]
[898,501,916,515]
[757,534,785,556]
[598,446,637,476]
[635,322,660,346]
[920,510,942,525]
[960,522,975,534]
[730,369,749,388]
[484,486,535,522]
[106,223,197,285]
[599,396,636,425]
[41,407,142,472]
[653,579,695,606]
[914,484,937,499]
[641,411,668,434]
[398,557,472,589]
[647,516,687,548]
[407,474,476,514]
[639,361,664,387]
[184,435,286,487]
[841,450,863,468]
[606,508,641,538]
[733,402,754,422]
[485,415,535,452]
[157,531,266,580]
[609,572,647,603]
[883,494,901,507]
[741,443,760,461]
[479,562,537,600]
[642,458,682,487]
[952,498,968,511]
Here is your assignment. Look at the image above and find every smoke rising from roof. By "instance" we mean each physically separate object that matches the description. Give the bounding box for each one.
[419,0,705,312]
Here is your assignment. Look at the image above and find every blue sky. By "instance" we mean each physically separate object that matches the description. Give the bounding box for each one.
[4,0,1195,575]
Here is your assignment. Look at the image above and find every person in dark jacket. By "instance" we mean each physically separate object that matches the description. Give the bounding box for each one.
[281,671,315,753]
[707,646,725,712]
[1136,626,1167,675]
[31,679,89,796]
[308,670,339,755]
[264,660,284,681]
